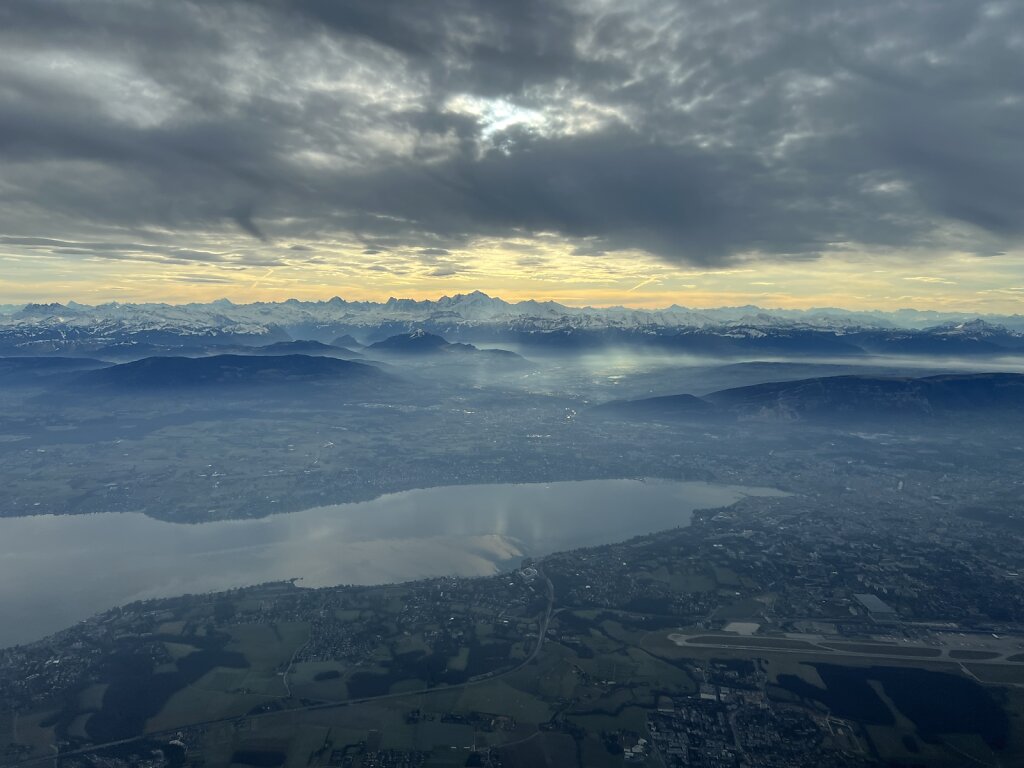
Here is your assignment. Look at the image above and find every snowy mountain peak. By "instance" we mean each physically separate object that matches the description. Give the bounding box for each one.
[2,296,1023,358]
[18,302,70,317]
[931,318,1014,339]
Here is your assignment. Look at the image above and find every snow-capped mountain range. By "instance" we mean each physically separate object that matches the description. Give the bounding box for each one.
[1,292,1022,357]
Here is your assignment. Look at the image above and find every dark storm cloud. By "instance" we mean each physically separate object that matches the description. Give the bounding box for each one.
[0,235,279,267]
[0,0,1021,265]
[263,0,589,95]
[320,130,907,263]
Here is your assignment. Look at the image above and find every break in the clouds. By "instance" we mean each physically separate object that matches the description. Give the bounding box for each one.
[0,0,1022,277]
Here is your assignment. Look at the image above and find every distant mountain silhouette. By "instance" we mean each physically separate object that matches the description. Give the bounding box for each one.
[843,330,1014,356]
[330,334,365,349]
[0,356,109,385]
[74,354,382,390]
[89,339,363,362]
[367,330,528,367]
[706,373,1024,420]
[368,330,456,354]
[592,373,1024,424]
[249,340,362,357]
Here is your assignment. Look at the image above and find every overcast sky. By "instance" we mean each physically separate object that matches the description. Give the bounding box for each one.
[1,0,1022,309]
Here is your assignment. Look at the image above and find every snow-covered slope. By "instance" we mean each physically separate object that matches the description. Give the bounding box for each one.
[1,292,1022,356]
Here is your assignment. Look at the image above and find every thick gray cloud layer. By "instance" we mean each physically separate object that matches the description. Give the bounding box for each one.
[0,0,1021,265]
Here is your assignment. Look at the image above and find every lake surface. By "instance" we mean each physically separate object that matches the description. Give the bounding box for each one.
[0,479,784,647]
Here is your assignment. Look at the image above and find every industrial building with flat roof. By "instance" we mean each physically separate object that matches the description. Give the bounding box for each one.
[854,593,898,621]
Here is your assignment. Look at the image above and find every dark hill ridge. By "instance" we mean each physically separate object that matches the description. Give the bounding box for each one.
[0,356,108,373]
[592,373,1024,423]
[367,330,456,354]
[330,334,365,349]
[89,339,364,362]
[248,340,362,357]
[706,373,1024,419]
[74,354,382,389]
[367,330,529,366]
[0,356,110,385]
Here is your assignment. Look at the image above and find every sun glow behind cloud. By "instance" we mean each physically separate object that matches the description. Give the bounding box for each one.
[2,233,1021,313]
[0,0,1021,310]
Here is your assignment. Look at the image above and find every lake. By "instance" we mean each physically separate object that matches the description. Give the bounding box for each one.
[0,478,785,647]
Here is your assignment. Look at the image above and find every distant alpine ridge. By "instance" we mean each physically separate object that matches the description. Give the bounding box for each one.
[1,292,1022,357]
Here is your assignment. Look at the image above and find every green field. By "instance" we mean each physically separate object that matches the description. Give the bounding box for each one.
[287,661,350,701]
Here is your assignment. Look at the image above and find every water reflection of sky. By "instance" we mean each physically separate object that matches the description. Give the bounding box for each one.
[0,479,784,647]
